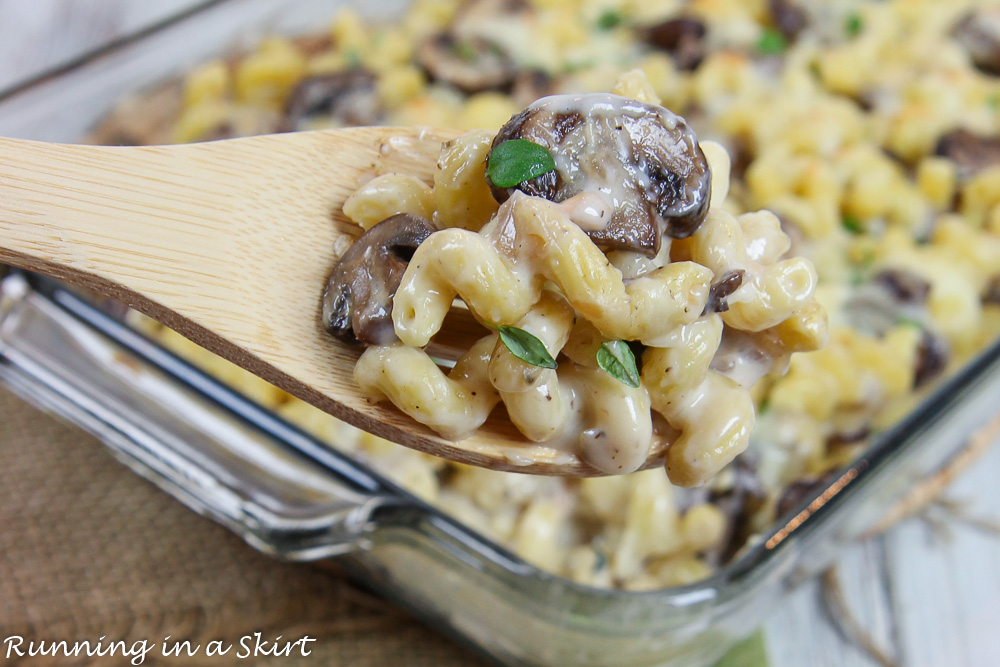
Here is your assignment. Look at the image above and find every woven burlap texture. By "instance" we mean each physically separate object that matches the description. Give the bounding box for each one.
[0,387,481,666]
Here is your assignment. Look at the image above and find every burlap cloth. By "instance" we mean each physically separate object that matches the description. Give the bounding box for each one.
[0,387,482,665]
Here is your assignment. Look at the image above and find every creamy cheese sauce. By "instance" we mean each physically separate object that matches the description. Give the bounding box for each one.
[533,363,653,475]
[710,329,783,390]
[557,191,614,231]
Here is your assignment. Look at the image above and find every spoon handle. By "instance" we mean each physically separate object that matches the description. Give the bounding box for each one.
[0,136,255,301]
[0,128,447,309]
[0,137,232,297]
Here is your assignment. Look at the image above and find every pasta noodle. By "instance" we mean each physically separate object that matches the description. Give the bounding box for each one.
[340,89,825,484]
[99,0,1000,590]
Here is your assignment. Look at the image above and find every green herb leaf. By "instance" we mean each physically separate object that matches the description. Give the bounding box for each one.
[988,94,1000,110]
[845,12,864,37]
[454,40,479,64]
[497,326,558,369]
[596,341,641,388]
[487,139,557,189]
[757,28,787,55]
[758,398,771,415]
[597,10,622,30]
[841,215,864,235]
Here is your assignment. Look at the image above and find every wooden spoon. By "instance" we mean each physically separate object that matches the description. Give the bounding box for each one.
[0,129,671,475]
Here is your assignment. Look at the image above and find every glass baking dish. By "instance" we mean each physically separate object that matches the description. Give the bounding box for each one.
[2,1,1000,665]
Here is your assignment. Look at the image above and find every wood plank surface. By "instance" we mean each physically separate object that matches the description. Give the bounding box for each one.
[0,0,208,91]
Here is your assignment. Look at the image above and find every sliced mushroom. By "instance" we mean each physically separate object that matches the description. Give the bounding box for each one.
[768,0,808,41]
[775,472,834,518]
[511,69,554,106]
[846,268,934,337]
[827,425,871,447]
[640,18,707,72]
[322,213,435,345]
[705,456,766,565]
[934,128,1000,179]
[914,328,948,389]
[199,122,238,142]
[872,268,931,305]
[702,270,746,314]
[416,34,515,93]
[283,70,382,130]
[487,94,712,256]
[983,274,1000,305]
[954,9,1000,76]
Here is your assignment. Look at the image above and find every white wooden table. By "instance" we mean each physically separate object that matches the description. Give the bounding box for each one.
[1,2,997,665]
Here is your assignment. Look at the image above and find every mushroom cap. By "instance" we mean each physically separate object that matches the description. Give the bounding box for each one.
[641,18,708,71]
[955,9,1000,76]
[935,128,1000,179]
[768,0,808,41]
[702,270,746,315]
[487,93,712,257]
[283,70,382,130]
[416,34,515,93]
[322,213,435,346]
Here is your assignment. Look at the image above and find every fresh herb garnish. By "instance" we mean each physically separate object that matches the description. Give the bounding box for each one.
[988,94,1000,110]
[845,13,864,37]
[841,215,864,235]
[757,28,787,55]
[597,10,622,30]
[758,398,771,415]
[848,246,875,284]
[487,139,557,188]
[596,341,641,388]
[497,325,558,369]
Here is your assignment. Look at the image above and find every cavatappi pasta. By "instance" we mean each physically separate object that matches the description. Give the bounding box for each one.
[101,0,1000,589]
[336,90,825,485]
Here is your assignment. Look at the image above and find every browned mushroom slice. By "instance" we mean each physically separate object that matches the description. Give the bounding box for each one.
[827,425,871,447]
[872,268,931,305]
[954,9,1000,76]
[284,70,382,129]
[487,94,712,257]
[511,69,554,106]
[775,472,834,518]
[702,270,745,315]
[322,213,435,345]
[845,268,936,337]
[705,456,766,565]
[934,128,1000,179]
[983,274,1000,305]
[640,18,707,72]
[768,0,808,41]
[416,34,515,93]
[913,328,948,389]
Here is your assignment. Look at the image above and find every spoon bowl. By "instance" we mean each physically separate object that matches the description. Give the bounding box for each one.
[0,128,672,475]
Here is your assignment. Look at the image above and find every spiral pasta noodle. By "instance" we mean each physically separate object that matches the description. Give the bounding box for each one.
[345,87,827,485]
